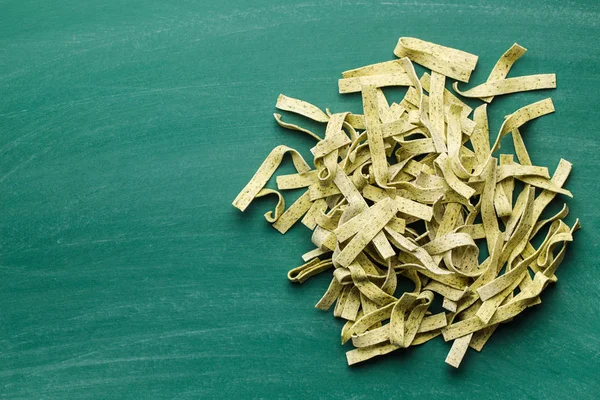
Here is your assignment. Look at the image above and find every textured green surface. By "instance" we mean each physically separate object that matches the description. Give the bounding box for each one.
[1,0,599,398]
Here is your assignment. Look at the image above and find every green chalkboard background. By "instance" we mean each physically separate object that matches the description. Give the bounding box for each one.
[1,0,599,398]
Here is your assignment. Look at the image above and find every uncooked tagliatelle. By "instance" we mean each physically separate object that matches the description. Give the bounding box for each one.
[232,37,579,368]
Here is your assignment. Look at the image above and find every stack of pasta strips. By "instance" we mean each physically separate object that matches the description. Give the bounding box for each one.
[233,37,579,368]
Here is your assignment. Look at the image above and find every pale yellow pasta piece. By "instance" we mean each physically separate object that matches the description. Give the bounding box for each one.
[424,280,468,302]
[375,88,396,124]
[417,312,448,333]
[532,159,572,221]
[341,286,362,321]
[351,324,390,348]
[471,104,491,169]
[453,74,556,99]
[412,267,469,290]
[301,198,327,230]
[496,164,549,182]
[312,112,350,182]
[333,285,351,318]
[435,153,476,199]
[391,291,434,348]
[272,190,312,233]
[494,183,512,218]
[437,203,464,237]
[479,43,527,103]
[342,59,407,78]
[455,224,486,240]
[314,278,343,311]
[420,72,473,118]
[491,98,555,152]
[512,128,532,165]
[276,170,317,190]
[233,145,311,211]
[469,324,498,351]
[480,160,500,251]
[386,216,406,234]
[273,113,322,141]
[498,154,515,216]
[397,58,447,152]
[255,188,285,223]
[276,94,329,123]
[362,185,435,221]
[429,71,446,144]
[348,263,397,306]
[346,341,399,366]
[338,74,412,94]
[335,199,398,267]
[311,225,337,251]
[445,333,473,368]
[345,113,366,130]
[311,126,350,159]
[288,258,333,283]
[394,37,478,82]
[301,247,328,262]
[362,85,391,188]
[517,175,572,197]
[308,181,340,201]
[335,198,399,242]
[385,228,452,276]
[346,301,397,338]
[446,104,473,179]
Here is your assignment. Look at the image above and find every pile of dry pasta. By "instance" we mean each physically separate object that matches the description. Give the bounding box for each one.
[232,37,579,368]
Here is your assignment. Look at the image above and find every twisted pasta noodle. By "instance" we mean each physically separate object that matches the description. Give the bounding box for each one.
[272,190,312,233]
[287,258,333,283]
[254,189,285,223]
[311,112,350,183]
[233,145,311,211]
[478,43,527,103]
[453,74,556,99]
[273,113,322,141]
[491,98,555,153]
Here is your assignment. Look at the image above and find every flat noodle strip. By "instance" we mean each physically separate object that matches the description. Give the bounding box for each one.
[338,74,412,93]
[453,74,556,99]
[429,71,446,144]
[276,170,317,190]
[272,190,313,234]
[362,85,391,188]
[394,37,478,82]
[445,333,473,368]
[342,59,407,78]
[276,94,329,123]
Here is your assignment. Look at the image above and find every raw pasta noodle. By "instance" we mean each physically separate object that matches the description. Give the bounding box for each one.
[232,36,579,369]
